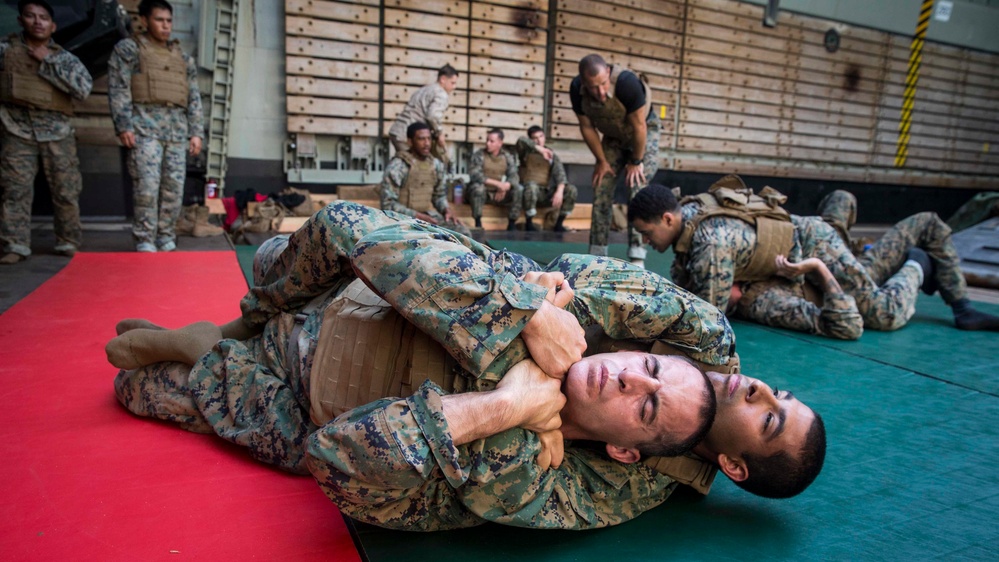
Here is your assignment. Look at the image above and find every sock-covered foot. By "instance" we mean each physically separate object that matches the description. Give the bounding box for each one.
[952,298,999,331]
[115,318,167,336]
[906,247,937,295]
[106,321,222,369]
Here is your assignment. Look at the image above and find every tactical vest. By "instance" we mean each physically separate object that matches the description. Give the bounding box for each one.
[674,175,795,283]
[578,65,651,143]
[520,151,551,185]
[130,35,189,107]
[396,151,438,213]
[481,152,507,181]
[0,34,73,115]
[308,279,456,426]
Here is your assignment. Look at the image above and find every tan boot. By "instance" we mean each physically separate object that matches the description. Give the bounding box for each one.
[192,205,224,237]
[175,205,197,236]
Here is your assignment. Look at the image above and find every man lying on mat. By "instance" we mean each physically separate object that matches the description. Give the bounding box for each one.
[106,202,825,531]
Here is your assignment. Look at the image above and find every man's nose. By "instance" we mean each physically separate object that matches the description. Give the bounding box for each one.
[619,371,660,394]
[747,382,778,406]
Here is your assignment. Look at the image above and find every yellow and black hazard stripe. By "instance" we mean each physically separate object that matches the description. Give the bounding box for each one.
[895,0,935,167]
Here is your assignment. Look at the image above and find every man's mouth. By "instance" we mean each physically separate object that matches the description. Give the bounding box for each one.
[728,374,741,400]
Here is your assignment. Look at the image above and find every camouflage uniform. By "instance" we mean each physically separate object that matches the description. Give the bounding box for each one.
[735,278,864,340]
[0,33,92,257]
[379,151,469,236]
[108,34,204,250]
[467,147,523,222]
[115,201,736,531]
[818,191,968,305]
[388,82,449,163]
[672,201,920,331]
[515,136,577,221]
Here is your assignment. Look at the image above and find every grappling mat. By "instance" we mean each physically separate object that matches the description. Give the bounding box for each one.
[342,240,999,561]
[0,252,360,560]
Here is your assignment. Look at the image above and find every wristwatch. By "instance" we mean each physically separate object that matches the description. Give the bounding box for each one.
[629,157,643,166]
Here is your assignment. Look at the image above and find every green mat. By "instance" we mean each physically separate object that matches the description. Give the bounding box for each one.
[234,239,999,560]
[235,244,258,286]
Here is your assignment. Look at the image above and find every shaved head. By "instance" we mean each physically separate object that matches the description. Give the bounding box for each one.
[579,54,607,78]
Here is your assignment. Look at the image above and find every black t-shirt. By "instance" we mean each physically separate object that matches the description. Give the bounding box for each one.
[570,68,646,116]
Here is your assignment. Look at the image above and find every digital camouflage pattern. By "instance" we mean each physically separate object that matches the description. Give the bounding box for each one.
[108,35,203,249]
[108,36,203,142]
[0,35,91,257]
[467,147,523,221]
[388,82,449,141]
[0,130,83,255]
[379,152,469,236]
[515,136,576,219]
[857,212,966,305]
[735,277,864,340]
[115,201,736,531]
[589,111,660,259]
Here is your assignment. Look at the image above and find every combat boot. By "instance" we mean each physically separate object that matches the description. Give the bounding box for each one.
[192,205,224,237]
[175,205,197,236]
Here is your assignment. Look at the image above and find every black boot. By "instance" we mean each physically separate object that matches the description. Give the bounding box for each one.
[952,298,999,331]
[524,217,536,232]
[553,216,567,232]
[474,217,483,229]
[906,247,937,295]
[507,219,517,231]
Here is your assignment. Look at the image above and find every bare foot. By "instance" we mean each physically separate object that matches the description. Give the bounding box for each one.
[115,318,167,336]
[106,321,222,369]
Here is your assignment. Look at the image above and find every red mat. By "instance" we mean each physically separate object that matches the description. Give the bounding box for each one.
[0,252,361,561]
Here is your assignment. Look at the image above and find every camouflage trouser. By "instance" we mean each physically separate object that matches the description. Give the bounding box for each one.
[0,129,83,256]
[128,135,186,247]
[523,180,578,219]
[468,181,524,221]
[796,217,919,331]
[589,113,661,259]
[857,212,966,305]
[817,189,857,246]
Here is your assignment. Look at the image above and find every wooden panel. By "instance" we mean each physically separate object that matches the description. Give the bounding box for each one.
[554,46,681,79]
[384,65,453,86]
[468,109,539,131]
[382,103,467,124]
[384,8,468,35]
[384,0,468,16]
[381,120,468,142]
[557,0,681,29]
[289,116,378,136]
[556,11,681,42]
[469,56,544,80]
[383,28,469,52]
[286,76,380,100]
[471,3,548,28]
[286,15,378,43]
[470,38,546,62]
[383,47,470,71]
[468,74,544,96]
[468,92,543,113]
[383,85,468,106]
[285,37,379,62]
[286,0,379,24]
[286,56,379,81]
[475,0,547,10]
[555,27,682,59]
[470,20,546,45]
[287,96,379,118]
[681,108,873,142]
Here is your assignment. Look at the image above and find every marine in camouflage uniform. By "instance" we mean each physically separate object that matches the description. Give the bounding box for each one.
[387,66,457,164]
[672,199,922,332]
[0,29,92,261]
[515,135,577,231]
[108,30,203,252]
[571,57,660,260]
[379,144,469,236]
[817,190,999,331]
[467,143,523,227]
[114,201,736,531]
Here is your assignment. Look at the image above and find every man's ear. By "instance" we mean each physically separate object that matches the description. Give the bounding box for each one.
[716,453,749,482]
[605,443,641,464]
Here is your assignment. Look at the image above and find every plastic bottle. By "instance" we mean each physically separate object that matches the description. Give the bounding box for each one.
[205,178,218,199]
[453,183,463,205]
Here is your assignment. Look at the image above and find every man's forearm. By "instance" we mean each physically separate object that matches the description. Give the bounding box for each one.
[628,112,647,160]
[442,391,515,446]
[579,123,606,163]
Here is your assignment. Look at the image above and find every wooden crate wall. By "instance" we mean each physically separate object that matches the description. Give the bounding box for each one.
[380,0,470,142]
[549,0,684,148]
[285,0,382,136]
[673,0,999,187]
[466,0,548,143]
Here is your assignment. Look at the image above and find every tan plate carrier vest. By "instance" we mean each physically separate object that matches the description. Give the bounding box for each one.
[675,174,795,283]
[481,152,507,182]
[130,35,188,107]
[578,65,652,143]
[396,151,438,214]
[0,34,73,115]
[521,150,551,185]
